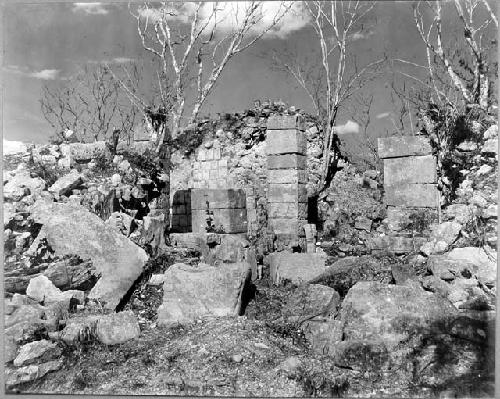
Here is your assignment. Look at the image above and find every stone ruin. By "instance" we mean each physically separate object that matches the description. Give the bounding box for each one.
[169,114,317,254]
[371,135,439,253]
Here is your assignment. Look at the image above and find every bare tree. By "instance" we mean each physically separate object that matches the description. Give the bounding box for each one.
[124,1,291,151]
[395,0,497,112]
[275,1,385,196]
[40,63,137,143]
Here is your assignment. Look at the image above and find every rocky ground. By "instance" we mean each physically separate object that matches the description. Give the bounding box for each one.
[3,114,497,398]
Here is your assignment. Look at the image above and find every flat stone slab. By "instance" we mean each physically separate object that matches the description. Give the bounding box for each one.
[30,200,148,310]
[384,183,439,208]
[48,169,85,197]
[267,183,307,203]
[378,136,432,159]
[267,154,307,170]
[369,235,427,254]
[157,262,252,326]
[383,155,437,186]
[268,252,327,285]
[268,169,307,184]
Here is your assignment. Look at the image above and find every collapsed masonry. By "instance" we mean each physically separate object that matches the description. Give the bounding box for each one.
[372,136,439,253]
[170,114,316,253]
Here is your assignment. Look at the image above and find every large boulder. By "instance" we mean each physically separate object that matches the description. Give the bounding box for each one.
[95,311,141,345]
[445,247,497,286]
[157,262,252,326]
[5,359,63,388]
[268,253,327,285]
[309,255,393,297]
[30,200,149,309]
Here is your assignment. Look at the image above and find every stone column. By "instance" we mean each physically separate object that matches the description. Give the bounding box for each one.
[266,115,308,251]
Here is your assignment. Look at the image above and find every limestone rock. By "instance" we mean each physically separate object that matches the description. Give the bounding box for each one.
[3,169,45,201]
[5,359,63,387]
[157,262,252,326]
[268,253,327,285]
[481,137,498,155]
[309,255,393,296]
[30,200,148,309]
[446,247,497,286]
[13,340,62,367]
[281,284,340,323]
[95,311,140,345]
[48,169,84,196]
[354,216,372,232]
[26,275,84,305]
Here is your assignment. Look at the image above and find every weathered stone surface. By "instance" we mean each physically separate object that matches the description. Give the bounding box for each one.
[5,305,45,329]
[384,183,438,208]
[368,235,427,254]
[383,155,437,186]
[445,203,476,224]
[26,275,84,305]
[385,207,413,232]
[48,169,84,196]
[58,315,100,345]
[5,359,63,387]
[268,202,307,219]
[309,255,393,297]
[5,335,18,363]
[354,216,372,232]
[3,169,45,201]
[30,200,148,309]
[267,154,306,170]
[267,183,307,203]
[340,281,457,349]
[157,262,252,326]
[266,130,306,155]
[191,188,246,210]
[268,218,307,236]
[191,208,247,234]
[481,137,498,155]
[268,169,307,184]
[266,114,305,131]
[378,136,432,159]
[268,253,326,285]
[69,141,110,161]
[169,233,207,251]
[13,340,61,367]
[96,310,140,345]
[445,247,497,286]
[105,212,135,236]
[281,284,340,323]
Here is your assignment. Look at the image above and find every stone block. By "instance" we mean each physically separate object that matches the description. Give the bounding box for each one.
[267,114,305,131]
[383,155,437,186]
[170,233,207,251]
[266,130,306,155]
[378,136,432,159]
[191,189,246,210]
[192,208,247,234]
[268,252,327,285]
[268,169,307,184]
[172,189,191,206]
[384,183,439,208]
[268,183,307,203]
[268,202,307,219]
[368,236,427,254]
[268,218,307,235]
[70,141,110,161]
[267,154,307,170]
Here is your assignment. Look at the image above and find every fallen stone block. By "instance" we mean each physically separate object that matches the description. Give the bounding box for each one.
[26,275,84,305]
[69,141,110,162]
[383,155,437,186]
[368,235,427,254]
[268,252,327,285]
[157,262,252,326]
[48,169,84,197]
[378,136,432,159]
[3,169,45,201]
[354,216,372,232]
[95,310,141,345]
[30,200,148,310]
[5,359,63,387]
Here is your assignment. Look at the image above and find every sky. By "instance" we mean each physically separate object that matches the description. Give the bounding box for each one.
[2,1,498,148]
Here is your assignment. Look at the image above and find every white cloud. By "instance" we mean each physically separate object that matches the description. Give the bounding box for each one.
[73,3,109,15]
[137,1,310,39]
[376,112,391,119]
[4,65,60,80]
[334,120,360,135]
